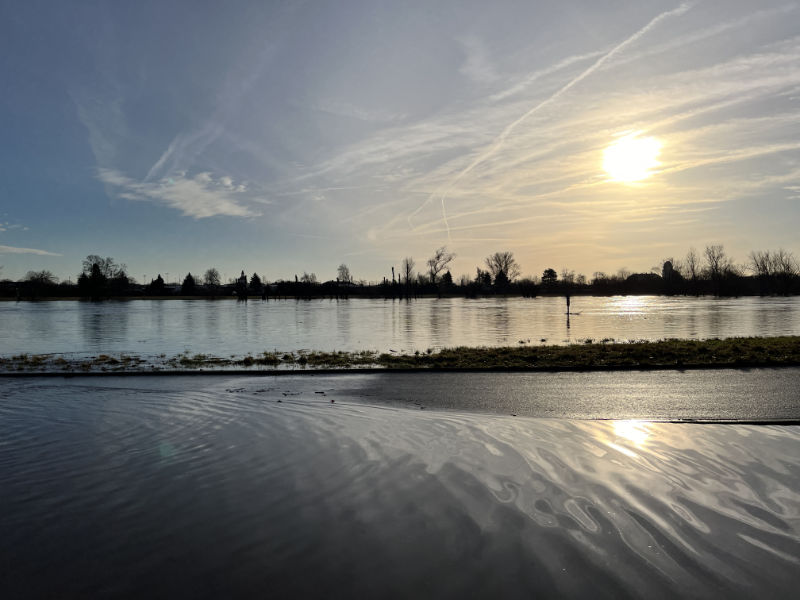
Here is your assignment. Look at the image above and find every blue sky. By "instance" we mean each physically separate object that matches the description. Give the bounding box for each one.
[1,0,799,283]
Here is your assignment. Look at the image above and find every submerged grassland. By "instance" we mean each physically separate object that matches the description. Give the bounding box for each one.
[2,336,800,374]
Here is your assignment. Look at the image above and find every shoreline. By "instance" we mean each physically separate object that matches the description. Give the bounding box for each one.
[3,336,799,375]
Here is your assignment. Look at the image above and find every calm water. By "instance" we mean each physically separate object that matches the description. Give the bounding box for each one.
[1,376,798,598]
[2,296,800,358]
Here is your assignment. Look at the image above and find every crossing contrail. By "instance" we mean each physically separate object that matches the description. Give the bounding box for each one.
[429,2,692,242]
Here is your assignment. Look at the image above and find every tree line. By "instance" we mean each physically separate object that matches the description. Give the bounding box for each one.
[2,244,799,300]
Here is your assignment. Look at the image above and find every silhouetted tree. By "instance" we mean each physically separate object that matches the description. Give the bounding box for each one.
[249,272,262,294]
[542,268,558,288]
[704,244,735,295]
[427,246,455,284]
[108,269,130,295]
[23,270,57,299]
[400,257,415,299]
[204,268,221,287]
[182,273,196,295]
[683,247,700,295]
[475,268,492,287]
[235,270,248,299]
[494,269,509,290]
[25,270,57,286]
[400,257,414,283]
[150,274,165,295]
[750,248,798,295]
[300,272,317,284]
[485,251,521,281]
[337,264,353,283]
[82,255,125,279]
[441,270,453,286]
[86,263,108,300]
[560,269,576,285]
[203,268,221,297]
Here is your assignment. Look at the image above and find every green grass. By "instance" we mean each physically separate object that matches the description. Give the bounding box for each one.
[374,337,800,369]
[2,337,800,373]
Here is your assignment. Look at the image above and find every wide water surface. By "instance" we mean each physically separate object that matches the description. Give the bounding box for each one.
[1,376,799,598]
[2,296,800,358]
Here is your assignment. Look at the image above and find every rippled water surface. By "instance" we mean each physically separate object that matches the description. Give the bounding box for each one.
[1,376,799,598]
[2,295,800,357]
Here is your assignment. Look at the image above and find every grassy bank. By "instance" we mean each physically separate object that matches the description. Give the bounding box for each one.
[2,336,800,374]
[376,336,800,369]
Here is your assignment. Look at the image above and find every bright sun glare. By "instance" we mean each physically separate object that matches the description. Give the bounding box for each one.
[603,133,662,182]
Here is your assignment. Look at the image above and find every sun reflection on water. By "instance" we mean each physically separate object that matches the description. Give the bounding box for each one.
[610,296,652,314]
[613,420,651,446]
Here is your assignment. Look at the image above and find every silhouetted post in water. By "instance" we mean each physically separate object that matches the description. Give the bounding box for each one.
[565,292,571,330]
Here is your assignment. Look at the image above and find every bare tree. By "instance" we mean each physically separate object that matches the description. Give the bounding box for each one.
[771,248,798,277]
[484,251,521,281]
[704,244,732,281]
[300,272,317,283]
[337,263,352,283]
[401,257,415,285]
[560,268,576,285]
[82,255,125,278]
[427,246,455,284]
[749,250,771,278]
[25,270,57,285]
[615,267,631,281]
[685,248,699,282]
[203,268,221,287]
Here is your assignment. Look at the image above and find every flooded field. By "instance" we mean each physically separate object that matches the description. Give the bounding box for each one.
[1,375,799,598]
[2,296,800,359]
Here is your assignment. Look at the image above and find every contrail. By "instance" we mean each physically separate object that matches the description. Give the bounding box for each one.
[431,2,692,242]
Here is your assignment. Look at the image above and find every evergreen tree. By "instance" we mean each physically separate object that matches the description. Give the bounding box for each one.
[150,274,165,294]
[249,272,262,294]
[182,273,196,295]
[542,268,558,287]
[494,269,509,290]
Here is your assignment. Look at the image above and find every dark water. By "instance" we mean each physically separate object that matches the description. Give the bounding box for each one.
[2,376,799,598]
[2,295,800,358]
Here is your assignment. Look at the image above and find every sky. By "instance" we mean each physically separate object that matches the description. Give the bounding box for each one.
[1,0,799,284]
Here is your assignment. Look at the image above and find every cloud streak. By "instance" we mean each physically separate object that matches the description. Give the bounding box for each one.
[0,245,61,256]
[428,2,693,241]
[97,169,261,218]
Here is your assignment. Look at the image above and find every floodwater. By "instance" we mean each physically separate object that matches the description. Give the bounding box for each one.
[2,295,799,358]
[1,375,798,598]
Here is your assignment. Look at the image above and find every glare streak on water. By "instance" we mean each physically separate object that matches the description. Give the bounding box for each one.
[1,377,799,598]
[1,295,800,358]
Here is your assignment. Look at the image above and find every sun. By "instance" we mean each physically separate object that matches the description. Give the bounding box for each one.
[603,133,661,182]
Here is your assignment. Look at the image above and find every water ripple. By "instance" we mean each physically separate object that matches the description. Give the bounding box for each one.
[1,378,799,598]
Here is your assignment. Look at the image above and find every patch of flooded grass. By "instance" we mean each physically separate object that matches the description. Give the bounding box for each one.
[374,337,800,369]
[2,337,799,373]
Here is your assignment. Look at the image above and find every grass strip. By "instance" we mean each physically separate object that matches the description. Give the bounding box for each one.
[2,336,800,373]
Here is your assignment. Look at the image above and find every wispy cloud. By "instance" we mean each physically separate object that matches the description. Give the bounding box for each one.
[429,2,694,240]
[0,245,61,256]
[457,36,499,84]
[289,2,800,265]
[97,169,261,218]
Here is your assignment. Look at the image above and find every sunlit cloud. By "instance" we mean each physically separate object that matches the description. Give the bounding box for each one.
[97,169,261,219]
[18,0,799,279]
